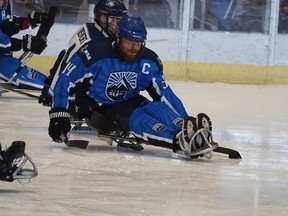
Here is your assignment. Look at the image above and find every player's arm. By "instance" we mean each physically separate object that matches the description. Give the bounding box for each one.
[0,33,41,56]
[146,57,188,118]
[0,30,12,55]
[0,11,48,36]
[48,53,94,142]
[0,12,49,54]
[50,53,91,109]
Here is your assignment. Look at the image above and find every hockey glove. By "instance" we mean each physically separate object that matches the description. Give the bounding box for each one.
[38,85,52,107]
[38,76,53,107]
[13,17,30,30]
[0,20,19,36]
[48,108,71,142]
[27,11,49,28]
[0,17,31,36]
[75,91,98,119]
[23,34,47,54]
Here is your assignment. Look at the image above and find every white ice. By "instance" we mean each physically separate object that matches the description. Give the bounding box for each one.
[0,82,288,216]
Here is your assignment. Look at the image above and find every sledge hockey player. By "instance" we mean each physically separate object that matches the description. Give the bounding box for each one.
[47,15,218,158]
[0,141,37,183]
[0,0,48,90]
[38,0,128,106]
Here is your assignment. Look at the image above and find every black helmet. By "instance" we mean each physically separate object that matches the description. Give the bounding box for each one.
[94,0,128,21]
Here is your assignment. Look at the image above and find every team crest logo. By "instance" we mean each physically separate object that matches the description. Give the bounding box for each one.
[106,72,138,101]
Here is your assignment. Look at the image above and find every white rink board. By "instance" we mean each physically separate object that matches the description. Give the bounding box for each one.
[15,24,288,66]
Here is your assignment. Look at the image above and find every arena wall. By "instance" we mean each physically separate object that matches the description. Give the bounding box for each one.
[17,21,288,85]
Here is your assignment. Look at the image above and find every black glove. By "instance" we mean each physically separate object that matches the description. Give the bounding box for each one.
[0,17,30,36]
[38,84,52,107]
[27,11,49,28]
[13,17,30,30]
[48,108,71,142]
[0,19,20,36]
[38,76,53,107]
[75,91,98,119]
[23,34,47,54]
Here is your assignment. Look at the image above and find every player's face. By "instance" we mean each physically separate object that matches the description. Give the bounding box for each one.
[119,37,142,63]
[107,16,122,35]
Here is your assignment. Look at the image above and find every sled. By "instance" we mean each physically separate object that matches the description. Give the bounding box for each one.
[68,111,242,160]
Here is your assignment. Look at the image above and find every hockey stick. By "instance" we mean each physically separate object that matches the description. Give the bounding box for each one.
[60,135,242,159]
[0,79,40,98]
[213,146,242,159]
[64,140,89,149]
[8,6,58,83]
[0,83,39,98]
[60,133,89,149]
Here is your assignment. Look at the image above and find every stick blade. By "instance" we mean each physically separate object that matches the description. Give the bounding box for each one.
[213,147,242,159]
[65,140,89,149]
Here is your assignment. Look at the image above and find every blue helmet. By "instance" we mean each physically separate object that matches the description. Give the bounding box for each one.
[116,15,147,41]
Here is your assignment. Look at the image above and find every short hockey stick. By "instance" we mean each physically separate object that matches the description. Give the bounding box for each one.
[8,6,58,83]
[213,146,242,159]
[60,137,242,159]
[64,140,89,149]
[60,133,89,149]
[0,81,39,98]
[8,51,33,83]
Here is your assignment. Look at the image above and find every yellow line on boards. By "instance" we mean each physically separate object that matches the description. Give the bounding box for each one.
[24,56,288,85]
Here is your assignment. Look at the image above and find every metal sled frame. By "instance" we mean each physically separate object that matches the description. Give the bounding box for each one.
[97,128,218,159]
[13,153,38,186]
[98,129,145,151]
[69,111,241,159]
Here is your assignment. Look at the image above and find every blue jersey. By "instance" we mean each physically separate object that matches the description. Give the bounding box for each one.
[0,3,47,90]
[50,39,188,118]
[0,5,12,55]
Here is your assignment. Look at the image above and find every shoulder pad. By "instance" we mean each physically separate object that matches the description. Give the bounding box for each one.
[77,38,114,66]
[142,48,163,68]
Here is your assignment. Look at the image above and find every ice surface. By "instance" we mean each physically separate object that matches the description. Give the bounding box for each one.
[0,82,287,216]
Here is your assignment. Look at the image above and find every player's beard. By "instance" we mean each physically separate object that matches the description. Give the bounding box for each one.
[122,48,139,63]
[115,42,144,64]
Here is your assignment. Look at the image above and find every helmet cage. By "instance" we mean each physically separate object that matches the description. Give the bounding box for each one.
[107,16,122,25]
